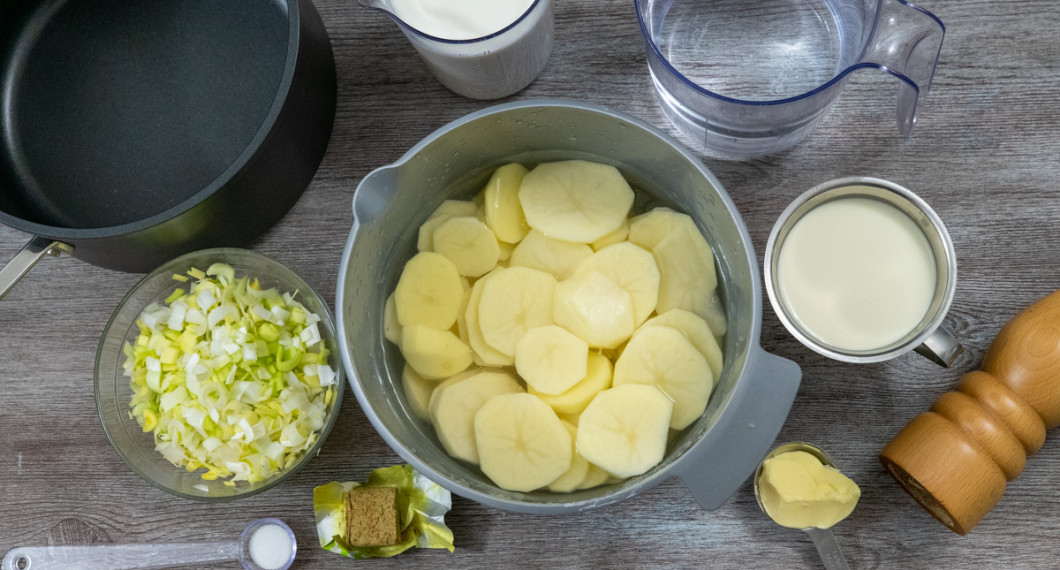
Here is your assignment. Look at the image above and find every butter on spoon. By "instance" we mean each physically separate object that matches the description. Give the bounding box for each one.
[754,443,860,570]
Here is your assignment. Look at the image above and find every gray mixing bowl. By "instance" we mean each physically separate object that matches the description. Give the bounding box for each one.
[336,100,801,513]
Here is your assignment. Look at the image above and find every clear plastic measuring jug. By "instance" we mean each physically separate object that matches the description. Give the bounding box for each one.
[635,0,945,160]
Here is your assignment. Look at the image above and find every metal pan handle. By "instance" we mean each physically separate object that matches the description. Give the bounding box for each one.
[0,236,73,301]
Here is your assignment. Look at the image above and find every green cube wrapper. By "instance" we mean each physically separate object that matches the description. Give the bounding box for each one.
[313,464,455,558]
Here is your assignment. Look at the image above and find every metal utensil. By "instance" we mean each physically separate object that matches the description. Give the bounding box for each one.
[1,518,296,570]
[754,442,851,570]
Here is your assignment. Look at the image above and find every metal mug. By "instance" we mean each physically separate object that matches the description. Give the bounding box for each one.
[764,177,961,366]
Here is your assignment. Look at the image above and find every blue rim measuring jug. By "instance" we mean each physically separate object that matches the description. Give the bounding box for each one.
[635,0,945,160]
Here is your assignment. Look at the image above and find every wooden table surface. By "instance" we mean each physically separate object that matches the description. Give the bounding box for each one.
[3,0,1059,567]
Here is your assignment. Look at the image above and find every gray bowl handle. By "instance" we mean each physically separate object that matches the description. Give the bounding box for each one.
[0,237,73,301]
[676,348,801,510]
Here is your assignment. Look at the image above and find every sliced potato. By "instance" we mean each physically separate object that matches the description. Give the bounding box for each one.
[530,351,613,415]
[394,251,464,330]
[553,270,635,349]
[402,364,437,421]
[401,324,473,380]
[464,275,514,366]
[576,384,673,478]
[591,217,630,251]
[627,207,691,251]
[477,266,556,357]
[518,160,634,243]
[483,163,531,244]
[574,241,659,326]
[652,219,718,320]
[417,200,479,252]
[613,325,713,430]
[577,463,612,490]
[431,215,501,278]
[474,392,571,492]
[383,293,401,345]
[428,369,523,464]
[548,421,591,493]
[640,309,723,381]
[515,325,589,396]
[509,229,593,280]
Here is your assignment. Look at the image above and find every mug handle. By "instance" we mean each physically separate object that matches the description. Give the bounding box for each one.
[914,323,964,367]
[0,237,73,301]
[675,348,801,510]
[860,0,946,136]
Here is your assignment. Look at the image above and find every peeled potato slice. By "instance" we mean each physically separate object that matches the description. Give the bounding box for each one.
[474,392,572,492]
[477,266,556,357]
[394,252,464,330]
[429,369,523,464]
[574,242,660,326]
[591,217,630,251]
[548,420,591,493]
[530,351,614,415]
[518,160,634,243]
[576,384,674,479]
[400,324,473,380]
[577,463,613,490]
[515,325,589,396]
[553,271,635,349]
[402,364,436,422]
[652,219,718,320]
[464,275,514,366]
[483,163,531,244]
[383,293,401,344]
[431,215,501,278]
[418,200,479,252]
[627,207,691,251]
[613,325,713,430]
[703,290,728,339]
[640,309,723,381]
[509,229,593,280]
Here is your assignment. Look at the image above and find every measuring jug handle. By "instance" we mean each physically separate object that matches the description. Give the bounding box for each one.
[861,0,945,136]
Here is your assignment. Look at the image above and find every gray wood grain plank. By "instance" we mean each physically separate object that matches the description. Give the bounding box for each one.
[3,0,1060,567]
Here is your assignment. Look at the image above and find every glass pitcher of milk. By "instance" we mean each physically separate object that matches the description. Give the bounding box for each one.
[360,0,554,100]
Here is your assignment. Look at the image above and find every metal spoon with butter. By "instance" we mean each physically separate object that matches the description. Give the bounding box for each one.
[754,442,860,570]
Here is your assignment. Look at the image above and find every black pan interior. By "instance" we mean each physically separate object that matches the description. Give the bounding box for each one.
[0,0,289,230]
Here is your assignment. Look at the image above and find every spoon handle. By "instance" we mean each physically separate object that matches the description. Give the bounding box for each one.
[2,541,241,570]
[803,527,850,570]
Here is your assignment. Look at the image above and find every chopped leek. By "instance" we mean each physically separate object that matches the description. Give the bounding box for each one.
[123,262,336,485]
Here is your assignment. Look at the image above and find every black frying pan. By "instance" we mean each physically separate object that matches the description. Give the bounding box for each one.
[0,0,336,297]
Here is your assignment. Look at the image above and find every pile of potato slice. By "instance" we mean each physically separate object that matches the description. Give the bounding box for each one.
[384,159,726,493]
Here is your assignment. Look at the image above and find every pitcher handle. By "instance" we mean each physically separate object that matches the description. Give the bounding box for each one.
[0,237,73,301]
[860,0,945,136]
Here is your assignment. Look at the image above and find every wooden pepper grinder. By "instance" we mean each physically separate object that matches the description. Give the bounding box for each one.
[880,289,1060,535]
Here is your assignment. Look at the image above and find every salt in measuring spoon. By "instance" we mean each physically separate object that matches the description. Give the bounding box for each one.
[1,517,296,570]
[753,442,852,570]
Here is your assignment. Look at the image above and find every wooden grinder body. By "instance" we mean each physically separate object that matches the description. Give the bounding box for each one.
[880,290,1060,534]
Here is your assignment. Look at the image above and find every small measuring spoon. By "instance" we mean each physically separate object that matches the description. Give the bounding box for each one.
[753,442,851,570]
[1,518,295,570]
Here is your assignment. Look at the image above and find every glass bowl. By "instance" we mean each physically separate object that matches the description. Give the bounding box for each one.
[95,248,344,500]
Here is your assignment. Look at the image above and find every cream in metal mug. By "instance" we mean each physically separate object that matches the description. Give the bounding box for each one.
[764,177,961,366]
